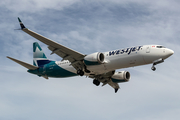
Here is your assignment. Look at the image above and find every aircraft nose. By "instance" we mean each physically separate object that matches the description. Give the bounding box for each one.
[166,49,174,57]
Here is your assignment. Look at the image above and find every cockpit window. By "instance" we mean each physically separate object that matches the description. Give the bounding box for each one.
[156,46,165,48]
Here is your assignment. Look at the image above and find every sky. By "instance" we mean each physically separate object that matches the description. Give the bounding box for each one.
[0,0,180,120]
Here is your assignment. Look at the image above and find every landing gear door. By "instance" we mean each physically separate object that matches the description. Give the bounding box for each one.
[146,46,151,53]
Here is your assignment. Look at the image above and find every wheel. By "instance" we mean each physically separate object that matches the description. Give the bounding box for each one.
[80,71,84,76]
[93,79,100,86]
[77,70,81,74]
[151,67,156,71]
[77,70,84,76]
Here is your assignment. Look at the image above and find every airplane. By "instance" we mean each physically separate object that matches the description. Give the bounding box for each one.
[7,17,174,93]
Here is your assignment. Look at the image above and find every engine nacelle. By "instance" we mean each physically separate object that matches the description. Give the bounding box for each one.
[84,52,105,66]
[111,71,130,83]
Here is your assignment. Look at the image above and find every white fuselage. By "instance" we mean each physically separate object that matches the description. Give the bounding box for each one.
[55,45,174,75]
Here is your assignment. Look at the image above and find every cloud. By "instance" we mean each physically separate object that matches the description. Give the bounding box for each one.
[1,0,81,13]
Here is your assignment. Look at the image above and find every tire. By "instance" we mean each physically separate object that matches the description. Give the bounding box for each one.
[93,79,100,86]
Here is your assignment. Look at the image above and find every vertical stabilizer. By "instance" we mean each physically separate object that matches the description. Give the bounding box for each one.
[33,42,51,67]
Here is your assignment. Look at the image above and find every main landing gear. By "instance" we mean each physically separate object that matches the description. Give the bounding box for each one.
[93,79,100,86]
[77,70,84,76]
[77,65,90,76]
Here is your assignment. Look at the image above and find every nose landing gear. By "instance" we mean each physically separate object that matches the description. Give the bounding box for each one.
[151,58,164,71]
[151,65,156,71]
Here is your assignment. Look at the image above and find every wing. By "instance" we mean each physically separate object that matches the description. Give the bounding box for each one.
[18,17,85,70]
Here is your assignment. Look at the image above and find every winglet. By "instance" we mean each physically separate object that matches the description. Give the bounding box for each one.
[18,17,26,29]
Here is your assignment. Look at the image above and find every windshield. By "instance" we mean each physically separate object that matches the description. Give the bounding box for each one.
[156,46,165,48]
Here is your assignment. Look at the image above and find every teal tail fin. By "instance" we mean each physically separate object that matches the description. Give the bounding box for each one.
[33,42,51,67]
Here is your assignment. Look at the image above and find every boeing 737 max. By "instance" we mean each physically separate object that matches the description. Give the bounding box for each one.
[7,18,174,93]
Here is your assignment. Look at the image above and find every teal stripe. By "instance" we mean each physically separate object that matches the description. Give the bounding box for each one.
[84,60,101,66]
[112,78,127,83]
[28,61,77,78]
[45,61,77,77]
[33,60,36,66]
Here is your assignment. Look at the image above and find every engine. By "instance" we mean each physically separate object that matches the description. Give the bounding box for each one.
[84,52,105,66]
[111,71,130,83]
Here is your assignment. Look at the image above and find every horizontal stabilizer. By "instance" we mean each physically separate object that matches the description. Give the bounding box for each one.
[7,56,38,70]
